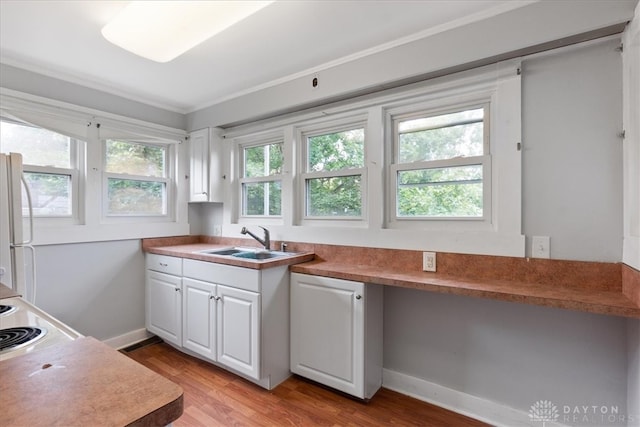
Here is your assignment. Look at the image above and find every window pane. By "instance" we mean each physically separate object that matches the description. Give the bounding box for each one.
[308,128,364,172]
[242,181,281,216]
[397,165,483,217]
[1,121,71,168]
[306,175,361,217]
[105,140,165,177]
[398,108,484,163]
[107,178,166,215]
[23,172,72,216]
[244,143,282,178]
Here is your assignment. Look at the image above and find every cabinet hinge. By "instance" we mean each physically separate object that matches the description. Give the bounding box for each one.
[619,130,626,139]
[615,43,624,53]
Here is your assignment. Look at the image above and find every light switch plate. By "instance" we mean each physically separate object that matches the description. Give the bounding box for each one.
[423,252,436,272]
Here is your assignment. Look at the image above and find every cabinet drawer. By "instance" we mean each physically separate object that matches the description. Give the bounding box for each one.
[146,254,183,276]
[183,259,260,292]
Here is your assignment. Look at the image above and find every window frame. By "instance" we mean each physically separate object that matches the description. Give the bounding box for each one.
[237,136,284,220]
[389,102,492,224]
[1,118,82,224]
[101,139,173,221]
[297,118,368,224]
[22,164,81,220]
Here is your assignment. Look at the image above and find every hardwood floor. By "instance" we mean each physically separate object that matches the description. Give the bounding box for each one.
[126,342,487,427]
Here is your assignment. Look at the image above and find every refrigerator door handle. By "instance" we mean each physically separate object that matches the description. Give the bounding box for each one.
[22,244,37,304]
[13,174,34,246]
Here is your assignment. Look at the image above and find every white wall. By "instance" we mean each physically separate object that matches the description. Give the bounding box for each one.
[32,240,145,342]
[522,38,623,261]
[187,0,636,129]
[629,319,640,427]
[0,63,185,130]
[383,288,630,426]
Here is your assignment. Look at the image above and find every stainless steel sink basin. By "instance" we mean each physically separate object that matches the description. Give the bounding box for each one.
[231,251,289,260]
[196,248,294,261]
[198,248,244,256]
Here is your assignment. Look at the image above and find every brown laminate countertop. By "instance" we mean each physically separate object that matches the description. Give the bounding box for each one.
[144,242,315,270]
[291,260,640,318]
[0,337,183,427]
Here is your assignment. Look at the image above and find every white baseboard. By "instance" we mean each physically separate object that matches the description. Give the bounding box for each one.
[382,369,567,427]
[102,328,153,350]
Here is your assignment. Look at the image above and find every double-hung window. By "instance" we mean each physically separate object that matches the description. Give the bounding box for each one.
[239,140,283,217]
[390,103,490,222]
[103,139,169,217]
[300,124,366,220]
[0,119,79,218]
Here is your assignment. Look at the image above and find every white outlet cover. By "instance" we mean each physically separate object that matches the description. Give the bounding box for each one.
[423,252,436,272]
[532,236,550,258]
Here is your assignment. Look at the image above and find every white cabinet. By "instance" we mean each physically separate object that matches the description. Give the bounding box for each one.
[146,258,182,347]
[182,278,216,360]
[188,127,224,202]
[290,273,383,399]
[216,284,260,379]
[146,257,290,390]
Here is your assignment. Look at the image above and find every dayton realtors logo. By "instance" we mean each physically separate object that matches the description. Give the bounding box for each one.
[529,400,633,425]
[529,400,560,427]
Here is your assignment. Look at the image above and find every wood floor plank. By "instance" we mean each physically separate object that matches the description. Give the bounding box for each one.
[126,343,487,427]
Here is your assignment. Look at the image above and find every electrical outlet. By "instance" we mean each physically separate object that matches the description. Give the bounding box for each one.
[532,236,550,258]
[423,252,436,272]
[213,225,222,236]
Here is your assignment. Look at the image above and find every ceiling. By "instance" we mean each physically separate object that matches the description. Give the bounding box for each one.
[0,0,529,114]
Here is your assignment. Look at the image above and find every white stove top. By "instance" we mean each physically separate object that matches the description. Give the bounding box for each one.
[0,297,82,361]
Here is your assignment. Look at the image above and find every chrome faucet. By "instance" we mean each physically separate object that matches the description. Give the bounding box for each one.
[240,226,270,251]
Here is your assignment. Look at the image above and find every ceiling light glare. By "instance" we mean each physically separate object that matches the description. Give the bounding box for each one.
[102,1,273,63]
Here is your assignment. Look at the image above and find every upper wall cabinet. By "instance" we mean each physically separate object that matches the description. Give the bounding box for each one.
[189,128,224,202]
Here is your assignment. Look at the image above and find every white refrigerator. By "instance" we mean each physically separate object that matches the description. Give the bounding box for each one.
[0,152,35,301]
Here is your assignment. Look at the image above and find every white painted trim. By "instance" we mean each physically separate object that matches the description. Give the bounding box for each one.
[382,368,568,427]
[622,3,640,271]
[0,88,187,138]
[102,328,153,350]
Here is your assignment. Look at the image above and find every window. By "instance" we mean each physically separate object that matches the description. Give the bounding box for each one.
[390,104,490,221]
[0,120,79,217]
[301,125,365,219]
[104,140,169,216]
[240,140,283,217]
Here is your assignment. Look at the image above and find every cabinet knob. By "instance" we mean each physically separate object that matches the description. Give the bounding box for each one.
[213,296,221,301]
[355,294,362,300]
[175,287,180,292]
[159,262,168,267]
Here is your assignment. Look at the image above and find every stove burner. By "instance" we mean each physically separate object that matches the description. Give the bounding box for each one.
[0,305,17,316]
[0,327,47,352]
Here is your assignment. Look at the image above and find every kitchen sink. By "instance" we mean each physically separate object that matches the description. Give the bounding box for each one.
[196,247,294,261]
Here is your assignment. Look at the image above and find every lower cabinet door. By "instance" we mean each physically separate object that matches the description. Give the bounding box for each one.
[182,278,216,360]
[146,270,182,347]
[216,285,260,379]
[290,273,365,398]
